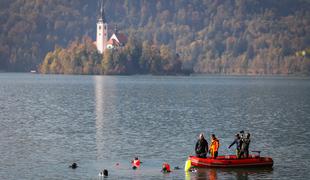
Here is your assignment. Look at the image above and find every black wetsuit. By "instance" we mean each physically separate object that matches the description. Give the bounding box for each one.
[195,138,208,158]
[240,138,251,158]
[229,138,242,150]
[229,137,242,158]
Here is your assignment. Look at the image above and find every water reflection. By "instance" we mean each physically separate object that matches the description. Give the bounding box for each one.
[94,76,115,160]
[188,167,273,180]
[207,169,217,180]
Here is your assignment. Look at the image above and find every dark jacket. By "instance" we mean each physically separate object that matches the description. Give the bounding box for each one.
[195,138,208,154]
[229,138,242,150]
[241,138,251,151]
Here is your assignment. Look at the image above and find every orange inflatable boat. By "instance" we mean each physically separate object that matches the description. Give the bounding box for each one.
[189,155,273,168]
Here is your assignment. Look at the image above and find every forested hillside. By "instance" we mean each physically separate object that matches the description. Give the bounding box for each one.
[1,0,310,74]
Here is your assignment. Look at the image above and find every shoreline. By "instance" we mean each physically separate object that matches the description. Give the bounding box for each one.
[1,71,309,77]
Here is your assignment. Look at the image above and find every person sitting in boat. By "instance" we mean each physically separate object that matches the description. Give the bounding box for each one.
[240,133,251,158]
[228,134,242,158]
[209,134,220,159]
[195,133,208,158]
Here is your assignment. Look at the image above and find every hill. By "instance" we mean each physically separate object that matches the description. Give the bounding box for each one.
[0,0,309,74]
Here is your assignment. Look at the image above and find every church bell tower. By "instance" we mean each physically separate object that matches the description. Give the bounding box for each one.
[96,0,108,54]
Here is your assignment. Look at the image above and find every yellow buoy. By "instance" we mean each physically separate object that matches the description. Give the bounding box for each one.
[185,171,191,180]
[184,159,191,172]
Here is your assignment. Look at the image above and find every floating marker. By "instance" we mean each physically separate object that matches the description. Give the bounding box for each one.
[184,159,191,172]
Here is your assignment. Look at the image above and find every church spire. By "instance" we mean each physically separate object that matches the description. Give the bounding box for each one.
[98,0,106,23]
[114,24,118,35]
[96,0,108,53]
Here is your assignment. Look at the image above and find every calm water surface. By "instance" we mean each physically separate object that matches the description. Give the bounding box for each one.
[0,73,310,179]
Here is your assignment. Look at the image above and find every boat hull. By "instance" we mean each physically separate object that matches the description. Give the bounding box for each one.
[189,155,273,168]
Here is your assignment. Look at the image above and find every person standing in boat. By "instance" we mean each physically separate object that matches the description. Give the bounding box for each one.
[240,133,251,158]
[195,133,208,158]
[239,130,245,140]
[228,134,242,158]
[239,130,245,151]
[209,134,220,159]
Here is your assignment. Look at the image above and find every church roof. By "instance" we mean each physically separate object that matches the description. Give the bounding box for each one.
[115,33,127,44]
[107,39,120,46]
[108,33,127,45]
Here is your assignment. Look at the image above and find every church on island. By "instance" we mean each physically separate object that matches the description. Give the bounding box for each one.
[95,0,127,54]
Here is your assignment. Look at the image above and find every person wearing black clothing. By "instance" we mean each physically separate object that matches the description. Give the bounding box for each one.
[240,133,251,158]
[228,134,242,158]
[195,133,208,158]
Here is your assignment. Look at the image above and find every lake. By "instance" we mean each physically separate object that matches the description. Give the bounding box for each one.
[0,73,310,179]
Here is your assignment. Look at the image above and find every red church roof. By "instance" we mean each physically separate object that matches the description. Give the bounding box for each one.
[107,38,120,46]
[116,33,127,44]
[107,33,127,47]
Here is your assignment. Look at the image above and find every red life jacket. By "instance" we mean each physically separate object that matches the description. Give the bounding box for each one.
[162,163,171,172]
[132,159,140,167]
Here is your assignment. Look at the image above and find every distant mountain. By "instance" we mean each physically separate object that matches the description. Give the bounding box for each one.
[0,0,309,74]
